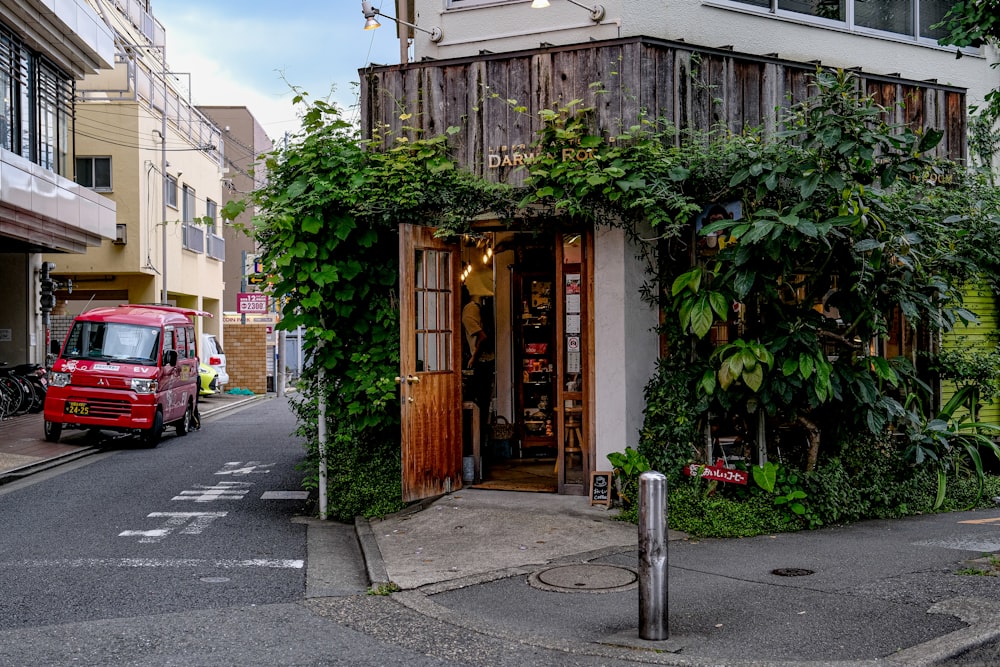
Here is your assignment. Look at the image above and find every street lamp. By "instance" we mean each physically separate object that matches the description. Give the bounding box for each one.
[361,1,442,62]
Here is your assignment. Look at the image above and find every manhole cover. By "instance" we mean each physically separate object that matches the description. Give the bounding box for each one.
[529,564,638,593]
[771,568,814,577]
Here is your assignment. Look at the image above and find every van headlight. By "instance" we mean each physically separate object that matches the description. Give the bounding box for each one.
[49,371,71,387]
[131,378,158,394]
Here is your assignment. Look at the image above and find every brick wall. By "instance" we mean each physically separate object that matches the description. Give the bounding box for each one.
[49,315,74,352]
[223,323,268,395]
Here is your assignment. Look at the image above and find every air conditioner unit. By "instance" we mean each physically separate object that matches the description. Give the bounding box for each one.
[113,223,127,245]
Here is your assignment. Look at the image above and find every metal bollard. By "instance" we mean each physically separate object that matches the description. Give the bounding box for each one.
[638,470,668,640]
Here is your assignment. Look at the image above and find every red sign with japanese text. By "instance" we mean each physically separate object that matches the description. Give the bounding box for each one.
[237,292,269,314]
[684,460,749,485]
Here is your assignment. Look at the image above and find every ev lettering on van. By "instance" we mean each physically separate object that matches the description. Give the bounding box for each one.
[133,367,152,374]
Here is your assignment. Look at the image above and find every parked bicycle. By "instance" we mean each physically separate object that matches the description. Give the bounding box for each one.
[0,362,47,418]
[0,380,16,421]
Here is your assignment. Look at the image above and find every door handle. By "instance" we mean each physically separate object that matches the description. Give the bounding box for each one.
[407,375,420,384]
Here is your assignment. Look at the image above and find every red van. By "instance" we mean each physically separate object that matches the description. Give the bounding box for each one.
[43,305,208,447]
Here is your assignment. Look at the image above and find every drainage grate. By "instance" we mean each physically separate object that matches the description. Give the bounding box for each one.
[529,564,638,593]
[771,568,815,577]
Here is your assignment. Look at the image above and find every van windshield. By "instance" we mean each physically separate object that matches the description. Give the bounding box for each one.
[63,321,161,364]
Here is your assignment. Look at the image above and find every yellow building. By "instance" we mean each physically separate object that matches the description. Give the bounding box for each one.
[44,0,226,348]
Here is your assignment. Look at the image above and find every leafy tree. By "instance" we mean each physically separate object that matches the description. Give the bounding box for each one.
[934,0,1000,54]
[230,93,514,519]
[672,71,984,470]
[934,0,1000,169]
[523,69,990,472]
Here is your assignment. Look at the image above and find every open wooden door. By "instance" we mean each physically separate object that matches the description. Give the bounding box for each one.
[399,224,463,502]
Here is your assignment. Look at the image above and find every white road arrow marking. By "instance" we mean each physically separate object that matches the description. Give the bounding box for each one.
[215,461,274,476]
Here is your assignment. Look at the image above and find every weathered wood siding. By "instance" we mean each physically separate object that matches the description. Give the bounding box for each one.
[361,36,966,185]
[941,284,1000,426]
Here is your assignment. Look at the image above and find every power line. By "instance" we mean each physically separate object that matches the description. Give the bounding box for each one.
[74,128,215,152]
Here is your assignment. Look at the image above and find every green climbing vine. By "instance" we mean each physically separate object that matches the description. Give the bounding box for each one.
[234,68,1000,520]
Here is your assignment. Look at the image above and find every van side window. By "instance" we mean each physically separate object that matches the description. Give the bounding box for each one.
[65,326,83,356]
[164,328,175,353]
[186,326,196,358]
[176,327,187,358]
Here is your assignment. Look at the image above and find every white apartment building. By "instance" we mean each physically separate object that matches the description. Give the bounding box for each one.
[0,0,117,365]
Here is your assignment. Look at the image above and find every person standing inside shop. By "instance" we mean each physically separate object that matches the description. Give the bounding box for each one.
[462,285,495,444]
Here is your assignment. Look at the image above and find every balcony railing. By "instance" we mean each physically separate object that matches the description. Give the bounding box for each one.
[112,0,166,48]
[182,223,204,253]
[207,232,225,261]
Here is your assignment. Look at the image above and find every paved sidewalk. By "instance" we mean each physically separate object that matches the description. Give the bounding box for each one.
[357,488,1000,666]
[0,391,266,481]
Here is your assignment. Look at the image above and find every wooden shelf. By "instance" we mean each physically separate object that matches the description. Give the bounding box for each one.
[516,270,556,457]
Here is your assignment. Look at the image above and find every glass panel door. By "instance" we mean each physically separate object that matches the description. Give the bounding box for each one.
[557,232,588,492]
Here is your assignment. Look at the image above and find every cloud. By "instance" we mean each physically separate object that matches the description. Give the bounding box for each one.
[154,2,400,140]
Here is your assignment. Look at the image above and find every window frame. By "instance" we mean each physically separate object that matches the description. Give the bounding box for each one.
[182,184,195,223]
[165,174,178,209]
[75,156,112,191]
[704,0,980,51]
[205,198,217,234]
[0,23,74,175]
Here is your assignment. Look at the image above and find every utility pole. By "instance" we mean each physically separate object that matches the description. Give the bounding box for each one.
[160,50,168,305]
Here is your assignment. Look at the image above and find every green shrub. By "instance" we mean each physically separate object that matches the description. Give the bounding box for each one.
[939,472,1000,511]
[322,431,404,522]
[645,426,1000,538]
[637,358,706,486]
[608,447,651,514]
[668,479,797,537]
[290,386,405,522]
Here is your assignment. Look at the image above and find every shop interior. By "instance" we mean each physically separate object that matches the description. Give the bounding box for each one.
[460,231,587,494]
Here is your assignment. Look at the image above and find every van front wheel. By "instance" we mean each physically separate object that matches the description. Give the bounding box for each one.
[43,420,62,443]
[175,403,192,436]
[142,410,163,448]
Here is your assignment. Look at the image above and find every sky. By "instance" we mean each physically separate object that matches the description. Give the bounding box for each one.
[151,1,403,142]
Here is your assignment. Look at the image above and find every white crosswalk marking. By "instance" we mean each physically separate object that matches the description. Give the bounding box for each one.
[119,512,227,543]
[11,558,303,569]
[172,482,251,502]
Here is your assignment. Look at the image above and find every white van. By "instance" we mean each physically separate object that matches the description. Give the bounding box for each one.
[200,333,229,388]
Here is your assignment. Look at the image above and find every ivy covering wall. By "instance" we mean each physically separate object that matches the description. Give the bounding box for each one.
[234,68,1000,522]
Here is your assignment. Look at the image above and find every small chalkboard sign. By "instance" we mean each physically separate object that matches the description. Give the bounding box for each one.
[590,471,612,506]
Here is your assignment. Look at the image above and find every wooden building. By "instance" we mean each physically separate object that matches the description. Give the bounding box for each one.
[359,34,974,502]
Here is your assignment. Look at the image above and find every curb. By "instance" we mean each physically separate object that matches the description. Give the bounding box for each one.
[355,517,390,589]
[0,447,102,486]
[353,493,445,590]
[199,393,270,421]
[0,394,269,487]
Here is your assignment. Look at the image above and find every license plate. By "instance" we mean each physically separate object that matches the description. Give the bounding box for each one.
[65,401,90,416]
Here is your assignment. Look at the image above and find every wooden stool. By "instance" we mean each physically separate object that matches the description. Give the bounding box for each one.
[560,410,584,471]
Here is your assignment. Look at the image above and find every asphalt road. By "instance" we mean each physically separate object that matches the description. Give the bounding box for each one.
[0,397,661,667]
